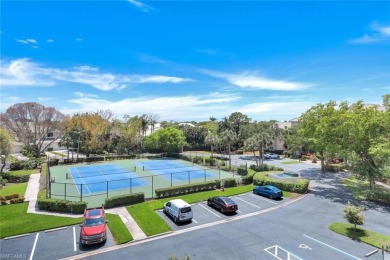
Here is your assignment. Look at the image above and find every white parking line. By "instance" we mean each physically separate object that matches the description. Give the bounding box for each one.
[73,226,77,251]
[29,233,39,260]
[192,219,198,224]
[4,233,30,240]
[45,227,67,233]
[249,193,278,204]
[303,234,362,260]
[198,203,221,218]
[234,196,261,209]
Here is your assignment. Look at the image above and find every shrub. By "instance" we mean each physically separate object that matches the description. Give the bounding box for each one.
[366,189,390,204]
[104,193,145,208]
[10,161,23,171]
[325,164,345,172]
[237,166,248,176]
[241,169,257,185]
[249,164,284,172]
[86,156,105,162]
[237,149,244,155]
[48,159,59,166]
[222,178,237,188]
[253,172,309,194]
[2,172,30,183]
[155,181,216,198]
[47,147,54,151]
[37,199,87,214]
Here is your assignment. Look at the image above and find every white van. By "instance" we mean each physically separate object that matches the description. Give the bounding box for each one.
[163,199,193,223]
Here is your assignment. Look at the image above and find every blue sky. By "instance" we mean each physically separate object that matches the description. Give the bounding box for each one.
[1,1,389,122]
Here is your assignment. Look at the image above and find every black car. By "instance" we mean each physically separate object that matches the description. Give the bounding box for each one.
[207,196,238,213]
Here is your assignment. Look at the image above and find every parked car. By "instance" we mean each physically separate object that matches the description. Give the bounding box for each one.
[264,153,280,159]
[163,199,193,223]
[207,196,238,213]
[80,207,108,246]
[253,185,283,199]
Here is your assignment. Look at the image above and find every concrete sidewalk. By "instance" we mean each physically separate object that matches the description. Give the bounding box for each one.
[25,173,147,240]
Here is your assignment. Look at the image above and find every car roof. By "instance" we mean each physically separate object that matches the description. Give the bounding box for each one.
[85,208,103,218]
[265,185,279,190]
[169,199,191,207]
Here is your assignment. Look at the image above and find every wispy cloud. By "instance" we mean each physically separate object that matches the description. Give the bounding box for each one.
[201,69,310,91]
[15,38,39,48]
[75,38,83,42]
[349,22,390,44]
[128,0,154,13]
[47,39,54,43]
[0,58,192,90]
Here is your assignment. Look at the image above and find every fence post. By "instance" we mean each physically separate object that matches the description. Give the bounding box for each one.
[171,173,173,187]
[204,169,206,182]
[129,178,132,194]
[107,181,109,199]
[188,171,190,184]
[152,176,154,198]
[143,165,145,171]
[219,167,221,180]
[80,184,83,202]
[65,183,67,200]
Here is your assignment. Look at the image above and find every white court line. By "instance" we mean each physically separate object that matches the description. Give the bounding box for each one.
[249,193,278,204]
[198,203,221,218]
[234,196,261,209]
[73,226,77,251]
[192,219,198,224]
[303,234,362,260]
[74,168,91,194]
[29,233,39,260]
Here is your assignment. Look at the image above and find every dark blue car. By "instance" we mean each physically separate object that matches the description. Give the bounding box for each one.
[253,185,283,199]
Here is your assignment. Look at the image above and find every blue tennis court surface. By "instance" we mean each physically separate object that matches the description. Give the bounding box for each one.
[68,164,148,194]
[136,160,216,181]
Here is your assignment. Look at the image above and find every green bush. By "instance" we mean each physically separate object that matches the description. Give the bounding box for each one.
[237,150,244,155]
[10,161,23,171]
[104,193,145,208]
[325,164,345,172]
[37,199,87,214]
[237,166,248,176]
[48,159,59,166]
[253,172,309,194]
[241,169,257,185]
[366,189,390,204]
[249,164,284,172]
[86,156,105,162]
[222,178,237,188]
[2,173,30,183]
[47,147,54,151]
[155,181,217,198]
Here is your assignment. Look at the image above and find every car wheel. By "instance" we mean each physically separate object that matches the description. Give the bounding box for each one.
[253,189,257,195]
[221,207,225,213]
[269,195,274,199]
[174,216,178,223]
[207,201,211,206]
[163,207,166,214]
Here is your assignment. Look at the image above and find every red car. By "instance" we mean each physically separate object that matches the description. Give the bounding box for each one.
[80,207,108,246]
[207,196,238,213]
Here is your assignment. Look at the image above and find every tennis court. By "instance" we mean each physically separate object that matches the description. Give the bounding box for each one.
[49,158,235,207]
[68,164,148,194]
[136,160,215,181]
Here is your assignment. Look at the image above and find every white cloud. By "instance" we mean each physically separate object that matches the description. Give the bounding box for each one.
[349,23,390,44]
[75,38,83,42]
[15,39,28,44]
[26,39,37,44]
[0,58,193,90]
[201,70,310,91]
[128,0,154,13]
[47,39,54,43]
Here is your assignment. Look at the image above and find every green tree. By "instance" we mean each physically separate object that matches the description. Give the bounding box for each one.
[281,125,309,158]
[220,129,238,169]
[343,201,365,236]
[0,128,13,175]
[204,132,220,164]
[299,101,348,172]
[144,127,186,153]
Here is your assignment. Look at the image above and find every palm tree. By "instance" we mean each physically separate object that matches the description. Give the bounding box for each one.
[220,129,238,169]
[205,132,220,165]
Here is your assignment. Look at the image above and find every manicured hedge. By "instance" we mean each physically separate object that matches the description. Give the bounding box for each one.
[86,156,105,162]
[37,199,87,214]
[105,155,137,160]
[241,169,257,185]
[253,172,309,194]
[325,164,346,172]
[237,167,248,176]
[104,193,145,208]
[48,159,59,166]
[249,164,284,172]
[0,193,24,205]
[2,173,30,183]
[366,189,390,204]
[155,181,217,198]
[222,178,237,188]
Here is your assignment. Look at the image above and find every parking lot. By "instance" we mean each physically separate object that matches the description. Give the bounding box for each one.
[0,224,115,259]
[156,191,289,231]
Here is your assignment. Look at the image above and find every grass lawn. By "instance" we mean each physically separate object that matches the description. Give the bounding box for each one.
[49,151,66,158]
[281,161,301,165]
[0,183,28,197]
[342,177,389,200]
[128,185,298,236]
[329,222,390,249]
[106,213,133,244]
[0,202,82,238]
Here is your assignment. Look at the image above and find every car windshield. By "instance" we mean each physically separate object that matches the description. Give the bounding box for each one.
[180,207,191,213]
[85,217,104,227]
